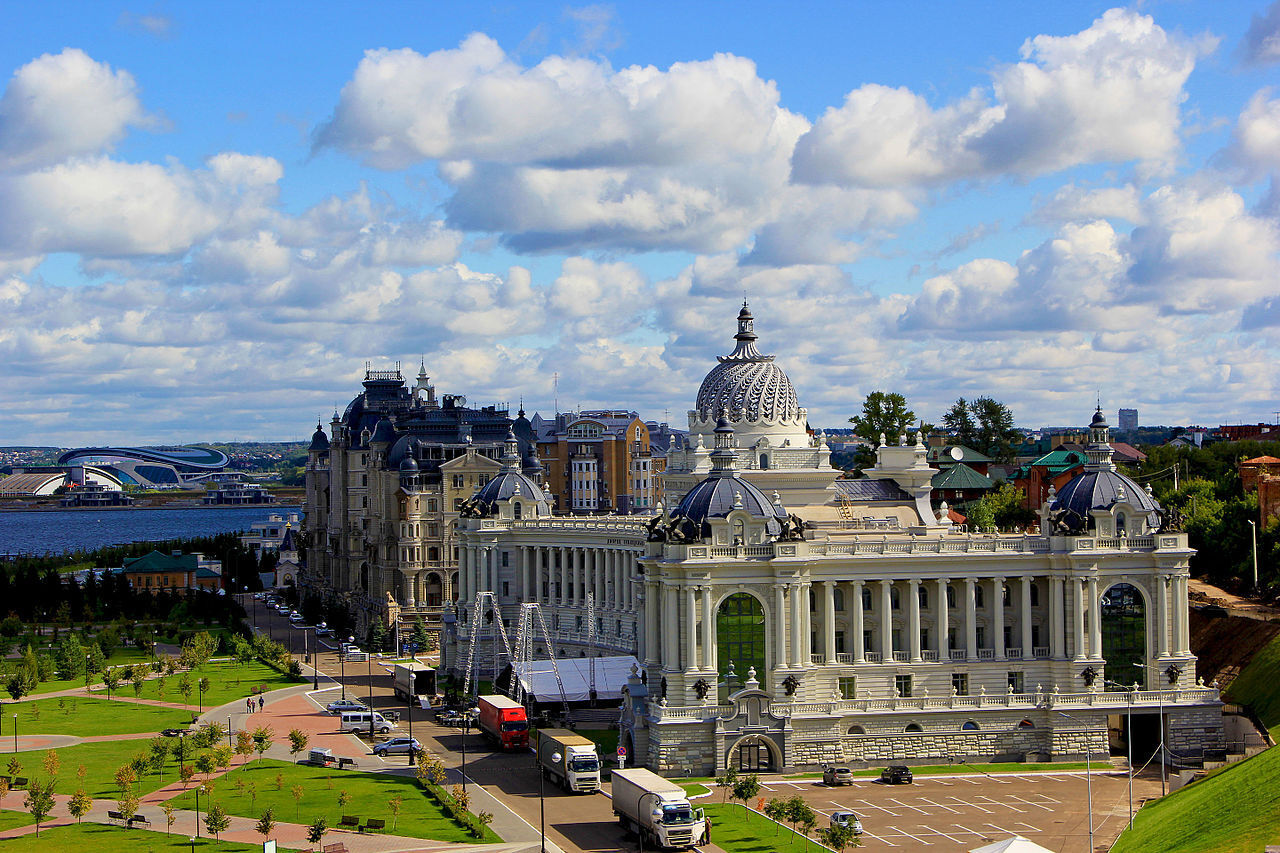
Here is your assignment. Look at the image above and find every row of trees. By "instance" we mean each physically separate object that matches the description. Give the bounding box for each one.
[846,391,1020,463]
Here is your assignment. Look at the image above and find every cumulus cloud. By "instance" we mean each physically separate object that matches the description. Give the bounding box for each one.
[793,9,1204,187]
[0,49,150,171]
[1240,1,1280,66]
[1030,184,1145,225]
[1222,90,1280,181]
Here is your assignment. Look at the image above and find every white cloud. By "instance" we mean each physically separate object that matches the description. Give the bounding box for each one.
[0,49,150,171]
[1031,184,1145,225]
[1240,1,1280,66]
[1223,90,1280,181]
[793,9,1204,187]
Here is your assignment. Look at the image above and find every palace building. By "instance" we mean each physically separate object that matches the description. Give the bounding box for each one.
[447,302,1224,775]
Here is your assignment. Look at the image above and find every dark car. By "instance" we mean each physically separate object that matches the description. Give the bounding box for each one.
[880,765,913,784]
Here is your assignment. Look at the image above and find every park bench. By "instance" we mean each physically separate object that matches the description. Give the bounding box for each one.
[360,818,386,833]
[337,756,359,769]
[107,810,126,825]
[322,844,349,853]
[12,777,27,789]
[338,815,361,831]
[128,815,152,829]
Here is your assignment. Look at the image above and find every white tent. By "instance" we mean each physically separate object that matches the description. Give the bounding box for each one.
[511,655,639,703]
[970,837,1055,853]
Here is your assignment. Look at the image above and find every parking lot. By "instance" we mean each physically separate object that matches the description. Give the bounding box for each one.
[759,768,1162,851]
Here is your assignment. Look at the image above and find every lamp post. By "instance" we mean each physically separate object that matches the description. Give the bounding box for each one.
[195,784,205,837]
[1248,519,1258,591]
[368,651,376,742]
[311,624,320,691]
[12,714,16,753]
[460,716,470,794]
[340,635,353,701]
[1058,712,1093,852]
[1106,679,1136,829]
[540,749,562,853]
[1135,661,1167,795]
[227,716,233,750]
[406,689,415,766]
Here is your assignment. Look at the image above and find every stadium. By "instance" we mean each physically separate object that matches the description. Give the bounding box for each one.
[56,446,230,489]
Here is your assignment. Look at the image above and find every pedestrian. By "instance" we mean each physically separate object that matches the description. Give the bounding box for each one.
[258,695,265,712]
[247,697,253,714]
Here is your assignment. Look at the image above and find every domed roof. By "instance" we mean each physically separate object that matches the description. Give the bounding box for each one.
[1050,470,1160,517]
[695,302,800,422]
[309,423,329,452]
[371,418,396,445]
[469,428,547,513]
[399,455,419,473]
[671,418,787,536]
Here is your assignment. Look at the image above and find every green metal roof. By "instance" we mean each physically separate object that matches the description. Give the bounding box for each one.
[927,444,992,464]
[122,551,199,573]
[931,462,994,491]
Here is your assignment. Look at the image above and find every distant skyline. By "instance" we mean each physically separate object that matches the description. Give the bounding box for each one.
[3,2,1278,445]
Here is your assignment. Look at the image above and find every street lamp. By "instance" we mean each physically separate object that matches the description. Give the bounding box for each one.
[195,784,206,837]
[312,623,322,691]
[1106,679,1136,830]
[368,651,376,742]
[1248,519,1259,591]
[406,690,415,767]
[460,716,470,793]
[540,749,562,853]
[340,635,353,701]
[12,714,16,753]
[1135,661,1167,795]
[1058,712,1093,852]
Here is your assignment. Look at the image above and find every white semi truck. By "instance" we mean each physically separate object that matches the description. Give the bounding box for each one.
[610,767,707,850]
[537,729,601,793]
[392,662,437,704]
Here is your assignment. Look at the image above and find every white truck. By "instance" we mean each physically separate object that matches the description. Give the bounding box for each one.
[392,662,436,704]
[610,767,707,850]
[537,729,601,793]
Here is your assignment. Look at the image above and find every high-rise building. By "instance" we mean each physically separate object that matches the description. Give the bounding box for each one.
[1118,408,1138,432]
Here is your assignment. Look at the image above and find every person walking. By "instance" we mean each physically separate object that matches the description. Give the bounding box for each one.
[258,695,265,712]
[246,697,254,714]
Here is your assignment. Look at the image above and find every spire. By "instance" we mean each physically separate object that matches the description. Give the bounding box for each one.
[1084,404,1116,472]
[709,415,738,475]
[718,300,774,364]
[500,427,521,472]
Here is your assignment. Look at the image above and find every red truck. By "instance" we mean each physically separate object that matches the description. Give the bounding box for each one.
[475,694,529,750]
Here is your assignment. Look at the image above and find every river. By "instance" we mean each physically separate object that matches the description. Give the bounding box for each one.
[0,505,303,556]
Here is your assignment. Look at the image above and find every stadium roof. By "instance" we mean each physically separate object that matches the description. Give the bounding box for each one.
[58,446,229,471]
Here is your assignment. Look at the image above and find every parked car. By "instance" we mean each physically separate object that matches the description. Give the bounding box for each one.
[326,698,369,715]
[830,811,863,834]
[160,728,189,738]
[372,737,422,756]
[880,765,913,784]
[315,626,332,637]
[823,765,853,786]
[438,710,465,727]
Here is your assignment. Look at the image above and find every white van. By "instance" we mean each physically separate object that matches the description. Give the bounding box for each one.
[339,711,395,734]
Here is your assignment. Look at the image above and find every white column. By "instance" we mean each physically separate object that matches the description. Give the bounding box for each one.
[518,548,528,600]
[774,583,788,670]
[1088,577,1102,661]
[685,586,698,670]
[1020,576,1034,657]
[702,585,715,671]
[823,580,837,664]
[908,578,922,662]
[993,577,1005,659]
[458,545,469,608]
[536,548,546,603]
[558,547,568,604]
[1050,576,1065,659]
[851,581,865,662]
[964,577,978,661]
[663,584,678,669]
[936,578,949,661]
[645,581,661,666]
[1175,575,1190,655]
[879,580,893,661]
[802,583,814,665]
[1072,578,1086,661]
[609,551,618,609]
[596,549,606,605]
[1155,574,1170,658]
[790,584,804,667]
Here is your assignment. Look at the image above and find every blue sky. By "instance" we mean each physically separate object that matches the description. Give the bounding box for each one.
[2,2,1278,445]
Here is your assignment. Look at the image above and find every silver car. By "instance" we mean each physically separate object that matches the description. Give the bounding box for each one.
[373,737,422,756]
[830,811,863,835]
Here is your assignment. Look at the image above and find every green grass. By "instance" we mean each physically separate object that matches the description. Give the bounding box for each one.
[167,759,498,843]
[0,823,272,851]
[8,697,191,737]
[1112,744,1280,853]
[127,661,296,709]
[25,649,157,696]
[0,809,35,830]
[11,739,195,798]
[682,783,711,796]
[1224,631,1280,731]
[703,802,827,853]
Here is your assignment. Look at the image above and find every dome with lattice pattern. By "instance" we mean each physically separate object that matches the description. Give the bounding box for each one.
[695,303,800,423]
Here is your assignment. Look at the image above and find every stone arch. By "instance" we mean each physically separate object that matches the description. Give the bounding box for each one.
[449,571,459,601]
[727,733,782,773]
[847,724,865,735]
[423,571,444,607]
[904,723,923,733]
[961,720,980,731]
[1100,581,1149,689]
[715,590,771,676]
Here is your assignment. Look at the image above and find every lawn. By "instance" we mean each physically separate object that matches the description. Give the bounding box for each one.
[0,822,274,851]
[166,758,499,843]
[8,697,191,737]
[1225,631,1280,730]
[0,809,35,830]
[26,649,158,697]
[1112,744,1280,853]
[128,661,296,709]
[702,802,828,853]
[12,739,196,798]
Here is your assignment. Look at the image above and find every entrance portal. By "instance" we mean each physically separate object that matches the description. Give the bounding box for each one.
[1101,583,1147,689]
[736,737,775,772]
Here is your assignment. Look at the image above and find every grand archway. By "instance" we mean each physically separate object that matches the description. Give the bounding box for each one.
[717,592,767,681]
[1101,582,1147,689]
[728,734,780,772]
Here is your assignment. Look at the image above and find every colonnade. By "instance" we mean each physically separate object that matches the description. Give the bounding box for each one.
[457,542,637,613]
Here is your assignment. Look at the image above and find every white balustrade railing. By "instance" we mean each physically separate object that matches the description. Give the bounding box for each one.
[1006,647,1022,659]
[950,649,968,661]
[1033,647,1051,659]
[922,650,939,662]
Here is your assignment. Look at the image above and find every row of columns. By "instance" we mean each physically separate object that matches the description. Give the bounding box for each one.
[460,543,637,614]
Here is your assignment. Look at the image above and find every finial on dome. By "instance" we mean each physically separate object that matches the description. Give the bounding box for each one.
[879,432,887,447]
[733,490,743,508]
[915,431,925,449]
[772,490,783,507]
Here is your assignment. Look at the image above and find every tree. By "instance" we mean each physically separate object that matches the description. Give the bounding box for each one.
[307,816,328,848]
[161,802,177,835]
[214,745,234,775]
[731,773,761,813]
[5,669,35,701]
[117,790,140,825]
[148,737,170,779]
[475,810,494,838]
[367,618,388,653]
[411,620,432,654]
[288,728,309,761]
[195,752,215,780]
[67,788,93,824]
[715,764,738,803]
[784,795,815,836]
[204,802,230,839]
[818,824,858,852]
[972,396,1019,462]
[41,749,59,779]
[291,783,305,821]
[252,725,275,762]
[179,763,196,787]
[197,676,210,712]
[24,779,55,836]
[255,806,277,841]
[114,763,137,797]
[236,730,255,768]
[942,398,978,448]
[177,672,192,704]
[849,391,918,446]
[337,789,351,818]
[452,784,470,813]
[388,793,403,830]
[7,757,23,779]
[763,797,788,834]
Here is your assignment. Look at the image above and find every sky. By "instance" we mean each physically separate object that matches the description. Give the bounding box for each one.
[2,2,1279,446]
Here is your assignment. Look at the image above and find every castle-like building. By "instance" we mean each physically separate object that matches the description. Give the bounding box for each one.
[446,302,1224,775]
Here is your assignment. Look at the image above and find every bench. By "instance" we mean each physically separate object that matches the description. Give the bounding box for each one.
[323,844,349,853]
[107,810,126,825]
[360,818,386,833]
[338,815,361,831]
[12,777,27,789]
[128,815,152,829]
[337,756,359,769]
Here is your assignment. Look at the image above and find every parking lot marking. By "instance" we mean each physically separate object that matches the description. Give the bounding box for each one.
[984,823,1022,836]
[861,830,898,847]
[887,798,932,814]
[919,797,962,814]
[948,824,990,838]
[976,795,1025,813]
[1014,822,1043,833]
[916,824,963,843]
[886,826,932,844]
[1008,794,1056,812]
[854,799,902,816]
[945,796,992,813]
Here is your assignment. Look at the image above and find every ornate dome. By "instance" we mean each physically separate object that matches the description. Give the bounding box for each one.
[1049,405,1161,529]
[468,428,548,514]
[695,302,800,423]
[672,418,787,536]
[309,422,329,452]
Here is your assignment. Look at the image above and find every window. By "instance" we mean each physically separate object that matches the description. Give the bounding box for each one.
[862,587,873,610]
[947,585,956,608]
[918,585,928,608]
[847,724,865,735]
[513,502,522,519]
[974,585,985,608]
[894,674,913,698]
[835,631,846,654]
[976,626,986,649]
[1030,582,1040,607]
[576,615,583,630]
[952,673,969,695]
[452,474,464,489]
[863,629,873,653]
[427,499,437,512]
[361,474,367,486]
[501,552,509,567]
[919,628,929,651]
[904,722,922,733]
[718,593,768,677]
[962,720,980,731]
[838,676,857,699]
[890,587,901,610]
[1002,584,1011,606]
[833,588,845,611]
[502,582,509,597]
[1003,625,1014,649]
[1018,719,1035,729]
[1008,671,1025,693]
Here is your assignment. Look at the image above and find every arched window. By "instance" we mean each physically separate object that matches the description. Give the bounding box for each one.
[961,720,980,731]
[890,587,901,610]
[1030,582,1040,607]
[974,584,985,608]
[847,725,865,735]
[862,587,873,611]
[733,518,745,544]
[718,593,767,677]
[1116,512,1127,535]
[833,588,845,611]
[918,585,929,608]
[1018,719,1035,728]
[905,723,923,733]
[513,501,522,519]
[1102,583,1147,689]
[947,585,956,608]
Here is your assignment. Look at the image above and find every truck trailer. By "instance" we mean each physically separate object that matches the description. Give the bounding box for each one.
[392,662,437,703]
[537,729,600,793]
[475,694,529,750]
[610,767,706,850]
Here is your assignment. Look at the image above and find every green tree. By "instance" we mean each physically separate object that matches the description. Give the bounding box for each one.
[307,816,328,847]
[388,793,403,830]
[969,483,1036,532]
[367,618,388,653]
[288,728,309,761]
[197,677,210,711]
[116,789,140,825]
[41,749,59,779]
[784,795,815,835]
[24,779,56,836]
[411,620,432,653]
[236,730,255,768]
[255,806,276,841]
[763,797,788,834]
[715,764,738,803]
[161,802,177,835]
[337,789,351,818]
[292,784,305,821]
[148,737,170,779]
[177,672,192,703]
[731,773,761,813]
[942,398,978,448]
[971,396,1020,462]
[204,802,230,839]
[849,391,918,446]
[818,823,858,851]
[5,669,35,701]
[67,788,93,824]
[252,725,275,761]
